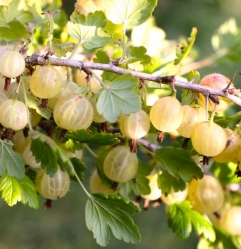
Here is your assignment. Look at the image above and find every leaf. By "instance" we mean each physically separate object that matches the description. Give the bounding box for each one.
[93,50,110,63]
[174,27,197,65]
[0,173,39,209]
[0,20,30,40]
[181,70,200,105]
[70,157,87,182]
[75,0,105,15]
[158,170,186,194]
[211,226,241,249]
[210,161,240,185]
[214,111,241,127]
[96,74,141,123]
[64,129,120,146]
[52,38,74,58]
[127,46,152,65]
[67,11,111,50]
[155,147,203,182]
[0,139,25,179]
[23,78,52,119]
[168,201,215,242]
[118,161,152,198]
[86,194,141,246]
[29,130,73,176]
[104,0,157,29]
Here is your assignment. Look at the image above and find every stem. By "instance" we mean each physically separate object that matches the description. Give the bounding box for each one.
[84,144,99,158]
[67,41,82,60]
[73,168,91,198]
[122,22,127,57]
[22,78,33,131]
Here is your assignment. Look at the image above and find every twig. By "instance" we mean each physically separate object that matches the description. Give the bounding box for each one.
[25,54,241,106]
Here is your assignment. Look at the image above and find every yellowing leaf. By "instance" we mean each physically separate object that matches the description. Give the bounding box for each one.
[67,10,111,50]
[104,0,157,29]
[75,0,105,15]
[0,173,39,209]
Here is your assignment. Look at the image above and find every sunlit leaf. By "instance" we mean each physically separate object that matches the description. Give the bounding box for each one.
[0,173,39,209]
[104,0,157,29]
[67,10,111,50]
[0,139,25,179]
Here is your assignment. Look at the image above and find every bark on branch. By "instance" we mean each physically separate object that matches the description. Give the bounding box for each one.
[25,54,241,106]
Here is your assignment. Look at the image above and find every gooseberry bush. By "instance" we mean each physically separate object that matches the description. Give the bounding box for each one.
[1,0,241,248]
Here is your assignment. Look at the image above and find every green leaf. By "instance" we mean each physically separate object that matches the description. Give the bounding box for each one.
[104,0,157,29]
[0,0,22,24]
[168,201,215,242]
[119,161,152,198]
[155,147,203,182]
[70,157,87,182]
[174,27,197,65]
[214,111,241,127]
[127,46,152,65]
[52,38,74,57]
[96,74,141,123]
[29,130,73,176]
[210,161,240,185]
[64,129,120,146]
[158,170,186,194]
[86,194,141,246]
[67,11,111,50]
[0,173,39,209]
[93,50,110,63]
[181,70,200,105]
[0,139,25,179]
[23,78,52,119]
[210,226,241,249]
[0,20,30,40]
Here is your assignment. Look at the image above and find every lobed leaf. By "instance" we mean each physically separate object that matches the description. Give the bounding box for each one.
[64,129,120,146]
[168,201,215,242]
[155,147,203,182]
[0,139,25,179]
[104,0,157,29]
[118,161,152,198]
[158,170,186,194]
[127,46,152,65]
[86,193,141,246]
[96,74,141,123]
[0,173,39,209]
[29,130,73,176]
[67,10,111,50]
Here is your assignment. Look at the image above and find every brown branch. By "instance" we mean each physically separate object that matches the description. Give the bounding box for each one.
[25,55,241,106]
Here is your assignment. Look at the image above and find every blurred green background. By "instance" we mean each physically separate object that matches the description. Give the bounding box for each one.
[1,0,241,249]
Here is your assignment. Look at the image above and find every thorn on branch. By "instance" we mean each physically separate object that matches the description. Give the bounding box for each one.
[209,94,220,105]
[159,75,175,83]
[78,65,92,77]
[222,71,237,94]
[138,79,146,89]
